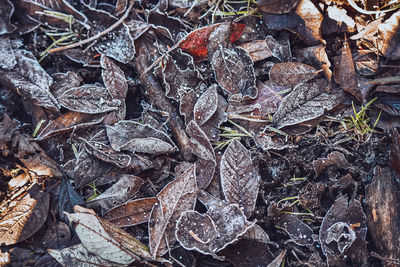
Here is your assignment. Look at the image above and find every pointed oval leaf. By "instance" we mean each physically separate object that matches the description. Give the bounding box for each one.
[220,140,260,218]
[194,84,218,126]
[269,62,319,86]
[101,55,128,100]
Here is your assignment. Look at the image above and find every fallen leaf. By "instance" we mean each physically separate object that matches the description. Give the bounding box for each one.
[220,139,260,218]
[312,151,349,176]
[103,197,158,227]
[58,177,84,224]
[0,0,16,34]
[273,78,343,128]
[0,37,16,69]
[211,46,257,101]
[239,40,273,63]
[101,55,128,100]
[269,62,319,87]
[265,35,292,62]
[48,244,125,267]
[294,45,332,81]
[194,84,218,126]
[376,10,400,60]
[106,120,177,154]
[149,165,197,258]
[0,185,49,245]
[57,85,121,114]
[84,140,131,169]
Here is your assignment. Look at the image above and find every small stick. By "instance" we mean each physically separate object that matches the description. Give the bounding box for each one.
[48,0,134,54]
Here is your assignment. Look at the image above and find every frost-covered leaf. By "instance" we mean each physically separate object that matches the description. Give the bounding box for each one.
[239,40,273,63]
[0,185,49,245]
[265,35,292,62]
[0,71,59,112]
[35,111,105,141]
[273,78,343,129]
[51,71,83,98]
[95,24,135,64]
[149,165,197,258]
[48,244,125,267]
[87,175,144,213]
[84,140,131,169]
[211,47,257,101]
[268,203,314,246]
[269,62,319,87]
[158,49,202,101]
[220,140,260,218]
[14,49,53,90]
[258,0,300,14]
[334,39,362,102]
[319,195,368,266]
[103,197,158,227]
[295,45,332,81]
[175,204,254,256]
[0,0,16,34]
[66,212,151,264]
[106,120,177,154]
[194,84,218,126]
[58,177,84,224]
[101,55,128,100]
[0,37,16,69]
[57,85,121,114]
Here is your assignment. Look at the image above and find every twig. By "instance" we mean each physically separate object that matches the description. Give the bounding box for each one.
[48,0,134,54]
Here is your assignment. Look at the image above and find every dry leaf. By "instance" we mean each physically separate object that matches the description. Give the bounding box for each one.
[239,40,273,63]
[220,139,260,218]
[0,37,16,69]
[211,47,257,101]
[106,120,177,154]
[258,0,300,14]
[84,140,131,169]
[57,85,121,114]
[194,84,218,126]
[149,165,197,258]
[101,55,128,100]
[269,62,319,87]
[103,197,158,227]
[273,78,343,129]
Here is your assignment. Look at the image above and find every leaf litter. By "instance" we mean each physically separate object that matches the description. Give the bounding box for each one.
[0,0,399,266]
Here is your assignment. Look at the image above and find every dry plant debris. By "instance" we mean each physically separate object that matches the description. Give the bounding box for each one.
[0,0,400,266]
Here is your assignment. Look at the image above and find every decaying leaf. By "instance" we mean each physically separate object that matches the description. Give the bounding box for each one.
[101,55,128,100]
[211,46,257,100]
[0,37,16,69]
[334,39,362,102]
[376,10,400,60]
[294,45,332,81]
[194,84,218,126]
[66,212,151,264]
[258,0,300,14]
[48,244,125,267]
[84,140,131,169]
[313,151,349,176]
[57,85,121,114]
[269,62,319,87]
[273,78,343,128]
[87,175,144,213]
[365,166,400,263]
[149,165,197,258]
[175,204,255,256]
[268,203,314,246]
[103,197,158,227]
[220,140,260,218]
[265,35,292,62]
[0,0,16,34]
[106,120,177,154]
[0,185,49,246]
[239,40,273,63]
[319,195,368,266]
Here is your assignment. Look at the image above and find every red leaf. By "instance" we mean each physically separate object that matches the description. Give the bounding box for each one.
[179,23,245,60]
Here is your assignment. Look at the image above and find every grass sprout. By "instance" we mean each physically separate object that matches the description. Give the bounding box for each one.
[214,120,253,150]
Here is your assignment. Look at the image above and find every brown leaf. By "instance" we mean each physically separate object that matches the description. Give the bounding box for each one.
[103,197,158,227]
[365,166,400,263]
[334,39,362,102]
[35,111,105,141]
[106,120,177,154]
[149,165,197,258]
[0,37,16,69]
[194,84,218,126]
[272,78,343,129]
[376,10,400,60]
[211,47,257,101]
[265,35,292,62]
[87,175,144,214]
[239,40,273,63]
[269,62,319,87]
[101,55,128,100]
[84,140,131,169]
[51,71,83,98]
[220,140,260,218]
[258,0,300,14]
[57,85,121,114]
[175,204,254,256]
[319,195,368,266]
[295,45,332,81]
[312,151,349,176]
[294,0,323,45]
[0,184,49,245]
